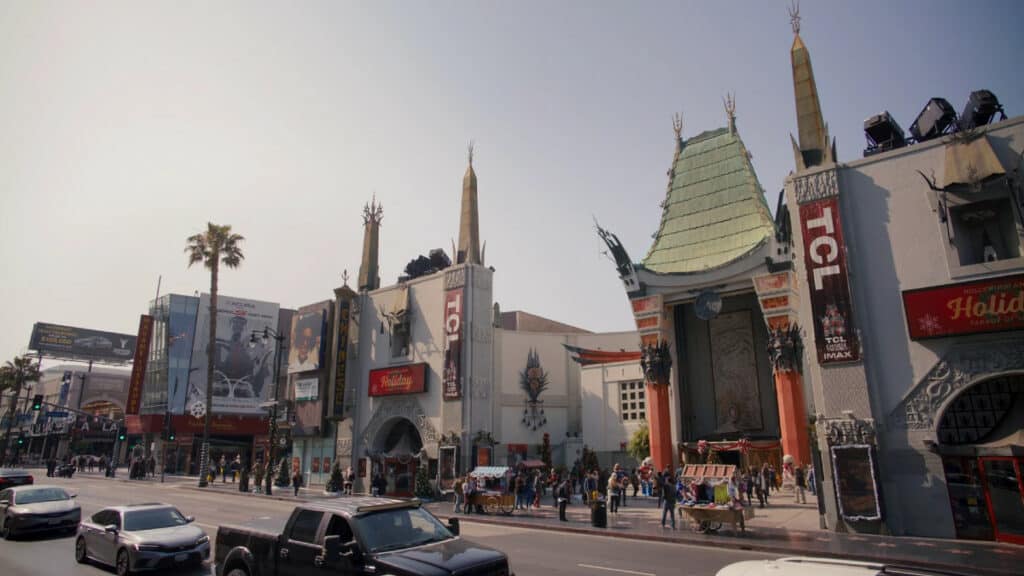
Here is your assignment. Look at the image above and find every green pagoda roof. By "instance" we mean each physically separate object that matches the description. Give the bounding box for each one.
[642,126,774,274]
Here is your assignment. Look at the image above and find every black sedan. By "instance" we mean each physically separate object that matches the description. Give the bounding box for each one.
[0,485,81,539]
[0,468,34,489]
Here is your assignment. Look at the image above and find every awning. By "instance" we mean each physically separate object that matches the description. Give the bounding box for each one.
[469,466,509,479]
[942,135,1006,189]
[520,459,547,468]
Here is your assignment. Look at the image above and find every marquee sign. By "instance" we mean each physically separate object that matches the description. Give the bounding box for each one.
[369,363,428,397]
[332,298,351,418]
[799,197,860,364]
[902,273,1024,340]
[125,315,153,415]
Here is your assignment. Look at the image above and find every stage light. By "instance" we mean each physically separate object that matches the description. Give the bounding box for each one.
[864,111,906,156]
[959,90,1005,130]
[910,98,957,142]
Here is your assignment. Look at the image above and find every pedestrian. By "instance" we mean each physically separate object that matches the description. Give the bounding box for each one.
[768,464,777,494]
[556,476,569,522]
[744,469,754,506]
[219,455,228,483]
[631,468,639,498]
[807,465,817,496]
[759,463,771,506]
[613,464,626,507]
[652,468,664,509]
[230,456,240,483]
[148,455,156,478]
[453,476,464,513]
[607,471,620,514]
[794,464,807,504]
[253,461,265,494]
[661,471,678,530]
[292,468,303,497]
[239,460,250,493]
[46,456,56,478]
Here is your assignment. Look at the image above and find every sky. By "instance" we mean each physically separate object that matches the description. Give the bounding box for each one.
[1,0,1023,364]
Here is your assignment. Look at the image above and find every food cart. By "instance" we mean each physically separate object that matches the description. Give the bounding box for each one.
[677,464,754,534]
[467,466,515,515]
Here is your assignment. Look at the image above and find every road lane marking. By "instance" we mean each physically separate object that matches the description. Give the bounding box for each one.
[578,563,656,576]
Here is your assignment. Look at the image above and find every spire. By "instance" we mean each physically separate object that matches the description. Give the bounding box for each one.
[672,112,684,156]
[457,141,481,265]
[788,1,834,170]
[723,93,736,136]
[358,195,383,291]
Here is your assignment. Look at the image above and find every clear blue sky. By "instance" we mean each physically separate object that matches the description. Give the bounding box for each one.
[1,0,1022,362]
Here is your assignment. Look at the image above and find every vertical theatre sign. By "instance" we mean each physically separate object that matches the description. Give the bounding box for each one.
[796,170,860,364]
[332,299,350,419]
[125,314,154,415]
[443,268,465,400]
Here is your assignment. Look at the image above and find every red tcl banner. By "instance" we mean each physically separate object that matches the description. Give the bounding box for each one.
[799,197,860,364]
[125,314,154,415]
[442,287,463,400]
[369,363,428,397]
[903,274,1024,340]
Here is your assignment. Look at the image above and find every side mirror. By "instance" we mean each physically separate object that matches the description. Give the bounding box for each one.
[69,493,78,499]
[185,516,195,523]
[323,535,341,559]
[447,518,460,536]
[104,524,118,534]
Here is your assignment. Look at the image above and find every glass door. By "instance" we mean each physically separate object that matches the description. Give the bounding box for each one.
[980,457,1024,544]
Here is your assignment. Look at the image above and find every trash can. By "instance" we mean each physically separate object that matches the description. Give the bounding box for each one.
[591,500,607,528]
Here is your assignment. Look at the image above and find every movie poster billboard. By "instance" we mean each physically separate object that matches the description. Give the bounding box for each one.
[442,286,464,400]
[288,302,329,374]
[30,322,136,363]
[799,197,861,364]
[187,294,280,415]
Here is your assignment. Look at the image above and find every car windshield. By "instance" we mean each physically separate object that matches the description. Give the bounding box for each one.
[15,488,69,504]
[123,507,188,531]
[357,507,453,553]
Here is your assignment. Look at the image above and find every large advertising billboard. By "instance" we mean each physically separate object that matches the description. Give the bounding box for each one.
[288,301,328,374]
[186,294,280,415]
[902,273,1024,340]
[442,280,464,401]
[167,295,200,414]
[29,322,136,363]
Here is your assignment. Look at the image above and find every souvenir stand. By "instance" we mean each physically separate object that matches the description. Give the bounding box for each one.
[677,464,754,534]
[467,466,515,515]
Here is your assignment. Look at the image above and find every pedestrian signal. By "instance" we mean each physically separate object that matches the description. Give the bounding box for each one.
[31,394,43,411]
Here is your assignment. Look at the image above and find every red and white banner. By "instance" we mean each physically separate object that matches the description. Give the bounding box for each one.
[125,314,153,415]
[799,197,860,364]
[368,363,428,397]
[903,273,1024,340]
[442,287,464,400]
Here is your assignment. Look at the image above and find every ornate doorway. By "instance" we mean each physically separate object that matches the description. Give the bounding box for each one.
[374,418,423,497]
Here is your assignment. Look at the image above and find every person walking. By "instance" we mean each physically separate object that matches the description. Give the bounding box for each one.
[230,456,240,483]
[768,464,777,494]
[607,472,620,514]
[631,468,639,498]
[794,464,807,504]
[253,460,265,494]
[239,460,250,493]
[453,476,464,513]
[759,463,771,506]
[292,468,303,497]
[556,476,569,522]
[661,470,678,530]
[807,465,817,496]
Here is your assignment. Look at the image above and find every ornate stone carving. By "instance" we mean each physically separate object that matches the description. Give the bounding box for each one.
[824,418,876,446]
[794,169,838,204]
[446,268,466,290]
[640,340,673,386]
[768,323,804,373]
[888,338,1024,430]
[359,397,439,453]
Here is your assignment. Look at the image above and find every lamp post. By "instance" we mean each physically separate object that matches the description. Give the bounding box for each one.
[250,327,286,497]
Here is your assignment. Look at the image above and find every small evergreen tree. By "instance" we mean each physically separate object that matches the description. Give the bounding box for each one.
[540,432,552,469]
[414,465,433,499]
[327,461,344,493]
[275,457,291,487]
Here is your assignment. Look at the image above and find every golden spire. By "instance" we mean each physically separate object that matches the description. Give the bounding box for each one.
[672,112,684,155]
[723,93,736,135]
[788,1,834,170]
[458,141,481,265]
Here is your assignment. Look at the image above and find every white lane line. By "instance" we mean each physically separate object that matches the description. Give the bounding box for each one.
[578,564,656,576]
[196,522,218,531]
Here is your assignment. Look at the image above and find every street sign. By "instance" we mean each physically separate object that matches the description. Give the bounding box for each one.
[46,411,69,418]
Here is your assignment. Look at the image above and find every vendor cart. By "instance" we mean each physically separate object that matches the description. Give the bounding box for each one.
[679,504,754,533]
[467,466,515,515]
[677,464,754,534]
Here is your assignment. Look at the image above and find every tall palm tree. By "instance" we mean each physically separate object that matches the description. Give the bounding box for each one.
[1,355,41,464]
[186,222,244,487]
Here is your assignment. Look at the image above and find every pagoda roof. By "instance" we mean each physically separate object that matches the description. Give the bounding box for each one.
[642,126,774,274]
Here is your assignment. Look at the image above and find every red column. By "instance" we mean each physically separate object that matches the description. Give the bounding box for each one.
[775,370,810,466]
[646,383,674,472]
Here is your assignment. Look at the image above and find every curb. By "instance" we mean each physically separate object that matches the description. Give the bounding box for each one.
[429,512,1018,576]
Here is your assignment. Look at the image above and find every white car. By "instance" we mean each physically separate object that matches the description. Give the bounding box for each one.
[716,557,964,576]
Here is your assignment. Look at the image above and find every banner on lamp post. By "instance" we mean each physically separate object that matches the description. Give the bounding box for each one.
[125,315,154,415]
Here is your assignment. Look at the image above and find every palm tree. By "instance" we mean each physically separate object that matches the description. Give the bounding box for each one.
[1,355,41,464]
[186,223,244,487]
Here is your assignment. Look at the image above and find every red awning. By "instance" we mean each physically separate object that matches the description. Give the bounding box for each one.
[520,459,547,468]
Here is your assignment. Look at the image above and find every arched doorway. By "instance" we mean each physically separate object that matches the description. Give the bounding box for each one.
[373,418,423,497]
[937,374,1024,544]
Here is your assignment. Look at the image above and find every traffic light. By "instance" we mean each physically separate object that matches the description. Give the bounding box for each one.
[118,429,126,441]
[168,428,175,442]
[16,433,24,445]
[31,394,43,411]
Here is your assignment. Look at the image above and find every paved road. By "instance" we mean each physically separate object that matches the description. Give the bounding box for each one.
[0,474,781,576]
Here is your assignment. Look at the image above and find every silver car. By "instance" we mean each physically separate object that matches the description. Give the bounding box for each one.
[0,485,81,539]
[75,503,210,576]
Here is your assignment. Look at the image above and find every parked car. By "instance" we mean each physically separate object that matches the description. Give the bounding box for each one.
[0,468,34,489]
[716,557,968,576]
[0,485,81,539]
[215,497,512,576]
[75,503,210,576]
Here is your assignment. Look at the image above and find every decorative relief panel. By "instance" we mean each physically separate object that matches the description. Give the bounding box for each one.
[359,397,439,453]
[888,338,1024,430]
[446,268,466,290]
[710,310,763,432]
[794,169,838,204]
[824,418,876,446]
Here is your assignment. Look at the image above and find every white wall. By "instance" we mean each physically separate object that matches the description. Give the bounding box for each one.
[580,361,645,453]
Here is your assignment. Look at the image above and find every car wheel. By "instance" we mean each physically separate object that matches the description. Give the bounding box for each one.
[1,519,12,540]
[116,549,131,576]
[75,536,88,564]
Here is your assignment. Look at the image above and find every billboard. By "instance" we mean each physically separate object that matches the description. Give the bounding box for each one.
[186,294,280,415]
[799,197,860,364]
[29,322,136,363]
[288,302,328,374]
[369,363,428,397]
[167,295,200,414]
[442,286,464,400]
[902,273,1024,340]
[294,377,319,401]
[332,298,351,419]
[125,315,154,415]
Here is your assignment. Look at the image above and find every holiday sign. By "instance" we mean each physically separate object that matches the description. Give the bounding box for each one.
[902,274,1024,340]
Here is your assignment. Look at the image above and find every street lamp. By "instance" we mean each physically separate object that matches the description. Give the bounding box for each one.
[250,327,286,496]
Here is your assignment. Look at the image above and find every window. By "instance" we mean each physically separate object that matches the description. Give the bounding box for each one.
[92,510,120,529]
[289,510,324,544]
[619,381,646,422]
[325,515,353,542]
[950,198,1021,265]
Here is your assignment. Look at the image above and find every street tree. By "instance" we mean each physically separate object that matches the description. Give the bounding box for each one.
[626,422,650,464]
[1,355,41,463]
[186,222,245,487]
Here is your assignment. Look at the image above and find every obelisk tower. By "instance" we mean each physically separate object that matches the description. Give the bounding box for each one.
[457,143,481,265]
[358,197,383,291]
[789,3,835,170]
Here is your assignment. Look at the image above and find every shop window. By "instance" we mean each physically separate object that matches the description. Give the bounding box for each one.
[619,381,646,422]
[937,375,1022,445]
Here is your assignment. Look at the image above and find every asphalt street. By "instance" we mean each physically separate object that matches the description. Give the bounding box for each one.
[0,474,781,576]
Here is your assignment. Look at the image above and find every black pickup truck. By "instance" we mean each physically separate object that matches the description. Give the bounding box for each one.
[215,496,511,576]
